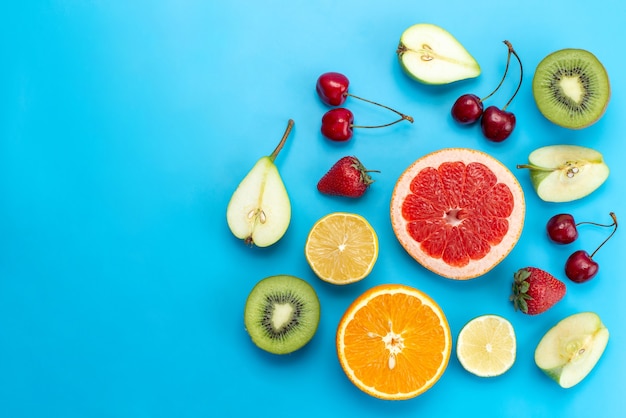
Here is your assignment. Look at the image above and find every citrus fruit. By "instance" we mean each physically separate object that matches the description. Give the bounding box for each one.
[336,284,451,400]
[456,314,516,377]
[390,148,525,280]
[304,212,378,285]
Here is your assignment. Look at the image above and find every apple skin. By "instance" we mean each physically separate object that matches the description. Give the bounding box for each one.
[534,312,609,388]
[397,23,480,85]
[518,145,609,203]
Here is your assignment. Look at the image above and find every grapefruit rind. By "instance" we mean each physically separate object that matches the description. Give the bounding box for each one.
[336,284,452,400]
[390,148,525,280]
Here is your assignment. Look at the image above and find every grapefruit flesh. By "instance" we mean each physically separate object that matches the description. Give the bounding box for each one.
[390,148,525,280]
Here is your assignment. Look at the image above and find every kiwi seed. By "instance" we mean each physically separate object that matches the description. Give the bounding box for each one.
[532,48,610,129]
[244,275,320,355]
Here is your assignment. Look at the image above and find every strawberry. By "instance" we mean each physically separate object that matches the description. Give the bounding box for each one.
[317,156,378,198]
[510,267,566,315]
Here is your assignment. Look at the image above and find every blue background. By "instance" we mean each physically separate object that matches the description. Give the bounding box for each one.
[1,1,625,417]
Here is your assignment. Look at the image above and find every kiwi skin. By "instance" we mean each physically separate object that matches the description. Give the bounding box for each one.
[244,275,320,355]
[532,48,610,129]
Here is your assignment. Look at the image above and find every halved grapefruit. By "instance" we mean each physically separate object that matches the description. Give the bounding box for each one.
[390,148,525,280]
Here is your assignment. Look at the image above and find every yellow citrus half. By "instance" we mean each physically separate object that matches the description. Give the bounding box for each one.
[304,212,378,285]
[390,148,525,280]
[456,314,516,377]
[336,284,451,400]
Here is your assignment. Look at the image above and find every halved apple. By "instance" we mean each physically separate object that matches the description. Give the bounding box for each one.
[396,23,481,85]
[535,312,609,388]
[517,145,609,202]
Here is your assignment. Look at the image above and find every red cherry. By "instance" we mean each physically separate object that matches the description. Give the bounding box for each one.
[565,250,599,283]
[481,106,516,142]
[564,212,618,284]
[479,40,523,142]
[316,72,349,106]
[451,94,484,124]
[546,213,578,244]
[321,108,354,141]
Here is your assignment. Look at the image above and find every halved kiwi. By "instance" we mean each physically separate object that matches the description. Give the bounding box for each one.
[532,48,610,129]
[244,275,320,355]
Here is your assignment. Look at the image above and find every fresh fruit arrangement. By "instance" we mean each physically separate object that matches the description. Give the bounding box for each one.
[229,21,617,400]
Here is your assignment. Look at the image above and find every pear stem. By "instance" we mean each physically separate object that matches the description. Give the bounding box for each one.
[269,119,294,162]
[590,212,618,258]
[502,40,523,111]
[480,41,512,103]
[346,93,414,124]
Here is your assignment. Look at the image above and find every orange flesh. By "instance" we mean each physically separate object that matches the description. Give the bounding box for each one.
[401,161,513,267]
[341,292,448,396]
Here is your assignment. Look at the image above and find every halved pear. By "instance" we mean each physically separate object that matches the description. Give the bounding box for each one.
[226,120,294,247]
[396,23,481,85]
[535,312,609,389]
[517,145,609,202]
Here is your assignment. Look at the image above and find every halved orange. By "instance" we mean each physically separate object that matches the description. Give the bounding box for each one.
[336,284,451,400]
[390,148,525,280]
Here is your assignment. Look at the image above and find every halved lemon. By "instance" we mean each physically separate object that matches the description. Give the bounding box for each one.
[304,212,378,285]
[336,284,452,400]
[456,314,516,377]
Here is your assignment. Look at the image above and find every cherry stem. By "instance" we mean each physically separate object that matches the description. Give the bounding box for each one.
[502,40,523,111]
[589,212,618,258]
[480,41,513,103]
[269,119,294,162]
[345,93,414,124]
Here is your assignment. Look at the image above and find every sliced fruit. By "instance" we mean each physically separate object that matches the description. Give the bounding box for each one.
[397,23,481,85]
[244,275,320,355]
[533,48,610,129]
[336,284,451,400]
[535,312,609,388]
[226,120,294,247]
[304,212,378,285]
[390,148,525,280]
[517,144,609,203]
[456,315,516,377]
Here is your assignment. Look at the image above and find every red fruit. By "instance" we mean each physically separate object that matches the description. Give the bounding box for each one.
[481,106,516,142]
[546,213,578,244]
[479,40,523,142]
[316,72,350,106]
[317,156,378,198]
[451,94,484,124]
[510,267,565,315]
[565,250,599,283]
[321,108,354,141]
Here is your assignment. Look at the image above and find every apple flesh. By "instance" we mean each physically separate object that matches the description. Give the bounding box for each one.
[517,145,609,202]
[226,120,293,247]
[534,312,609,388]
[397,23,481,85]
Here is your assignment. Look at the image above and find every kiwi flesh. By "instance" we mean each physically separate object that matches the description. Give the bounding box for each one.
[532,48,610,129]
[244,275,320,355]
